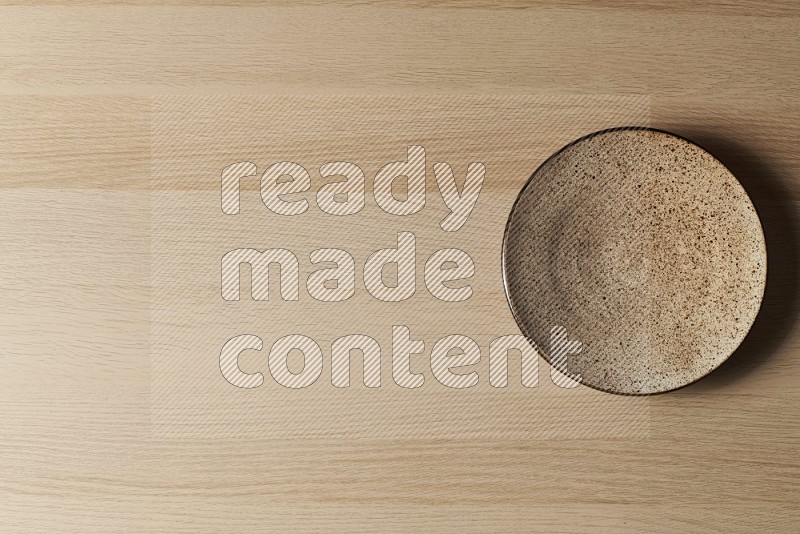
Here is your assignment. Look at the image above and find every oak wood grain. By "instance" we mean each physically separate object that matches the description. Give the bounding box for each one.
[0,3,798,532]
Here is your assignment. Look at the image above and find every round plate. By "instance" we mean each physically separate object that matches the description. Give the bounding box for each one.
[502,128,767,395]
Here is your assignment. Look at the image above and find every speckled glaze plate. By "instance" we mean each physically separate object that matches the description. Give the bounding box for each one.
[502,128,767,395]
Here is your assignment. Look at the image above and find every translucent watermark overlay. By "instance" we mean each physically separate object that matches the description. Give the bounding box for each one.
[151,94,651,439]
[219,326,582,390]
[217,144,581,390]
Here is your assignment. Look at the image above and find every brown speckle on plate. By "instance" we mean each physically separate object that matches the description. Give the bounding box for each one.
[502,128,767,395]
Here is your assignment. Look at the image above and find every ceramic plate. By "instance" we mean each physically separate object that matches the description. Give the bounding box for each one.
[502,128,767,394]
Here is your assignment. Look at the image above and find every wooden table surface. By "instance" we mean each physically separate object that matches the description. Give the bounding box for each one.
[1,2,798,532]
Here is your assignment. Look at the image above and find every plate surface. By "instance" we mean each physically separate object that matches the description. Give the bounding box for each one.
[502,128,767,395]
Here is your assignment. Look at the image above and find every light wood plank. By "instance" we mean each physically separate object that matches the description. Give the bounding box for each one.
[0,3,798,532]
